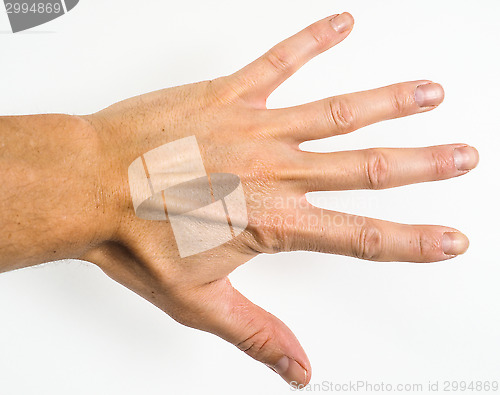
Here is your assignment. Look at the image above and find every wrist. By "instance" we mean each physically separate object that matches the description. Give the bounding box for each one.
[79,113,129,246]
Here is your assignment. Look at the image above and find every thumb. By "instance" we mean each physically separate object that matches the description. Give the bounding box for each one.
[80,247,310,386]
[182,278,311,387]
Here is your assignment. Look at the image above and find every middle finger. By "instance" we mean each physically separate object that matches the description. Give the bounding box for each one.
[294,144,479,192]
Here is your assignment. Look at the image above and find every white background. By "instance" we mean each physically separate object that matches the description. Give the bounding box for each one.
[0,1,499,394]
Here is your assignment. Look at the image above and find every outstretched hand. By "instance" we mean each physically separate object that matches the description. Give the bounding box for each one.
[80,12,478,386]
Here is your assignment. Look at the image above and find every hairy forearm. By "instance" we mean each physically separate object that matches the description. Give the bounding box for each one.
[0,114,112,272]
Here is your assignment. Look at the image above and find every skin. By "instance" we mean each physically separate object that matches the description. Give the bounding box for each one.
[0,13,479,387]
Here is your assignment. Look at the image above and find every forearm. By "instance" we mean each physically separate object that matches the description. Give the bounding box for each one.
[0,114,112,272]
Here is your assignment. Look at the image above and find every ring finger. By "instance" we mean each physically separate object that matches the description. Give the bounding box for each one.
[266,80,445,142]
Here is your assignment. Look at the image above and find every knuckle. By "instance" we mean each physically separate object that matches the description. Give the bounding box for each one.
[430,149,455,178]
[327,99,356,133]
[355,223,384,261]
[250,213,293,254]
[390,86,414,117]
[265,45,296,74]
[411,229,441,261]
[306,23,333,50]
[236,325,276,360]
[365,149,390,190]
[206,77,241,104]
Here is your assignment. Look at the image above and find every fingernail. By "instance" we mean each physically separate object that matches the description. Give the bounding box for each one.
[453,146,479,171]
[442,232,469,256]
[331,12,353,33]
[268,356,307,387]
[414,83,445,107]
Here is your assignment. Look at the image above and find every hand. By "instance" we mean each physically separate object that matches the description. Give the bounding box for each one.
[80,12,478,386]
